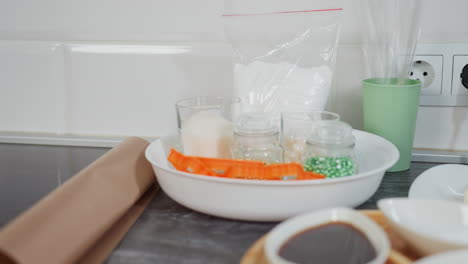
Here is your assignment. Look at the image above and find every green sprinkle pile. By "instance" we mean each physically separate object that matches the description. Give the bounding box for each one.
[303,156,356,178]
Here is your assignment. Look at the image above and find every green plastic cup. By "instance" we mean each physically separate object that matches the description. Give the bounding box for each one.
[363,78,421,172]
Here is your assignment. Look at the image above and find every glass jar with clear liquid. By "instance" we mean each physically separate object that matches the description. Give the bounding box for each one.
[231,113,283,164]
[303,120,357,178]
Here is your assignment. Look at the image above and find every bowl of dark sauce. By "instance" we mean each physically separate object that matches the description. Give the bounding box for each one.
[265,208,390,264]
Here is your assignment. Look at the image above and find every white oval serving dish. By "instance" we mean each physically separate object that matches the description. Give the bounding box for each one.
[145,130,399,221]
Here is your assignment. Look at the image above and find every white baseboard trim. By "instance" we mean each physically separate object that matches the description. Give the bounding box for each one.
[412,149,468,164]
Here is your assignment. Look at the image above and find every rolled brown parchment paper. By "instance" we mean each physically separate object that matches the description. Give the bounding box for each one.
[0,137,156,264]
[76,185,159,264]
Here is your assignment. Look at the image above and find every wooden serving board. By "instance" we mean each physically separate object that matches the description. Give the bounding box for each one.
[240,210,420,264]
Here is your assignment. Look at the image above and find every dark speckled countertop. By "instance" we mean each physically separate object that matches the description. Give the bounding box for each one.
[0,143,440,264]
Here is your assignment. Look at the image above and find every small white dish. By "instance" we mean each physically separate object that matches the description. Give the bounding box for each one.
[413,249,468,264]
[409,164,468,202]
[264,207,390,264]
[145,130,399,221]
[378,198,468,256]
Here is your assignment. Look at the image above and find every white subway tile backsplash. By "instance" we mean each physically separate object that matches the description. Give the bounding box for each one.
[2,40,466,151]
[332,45,365,129]
[2,0,468,45]
[418,1,468,43]
[65,42,233,137]
[1,0,468,150]
[0,0,225,42]
[0,0,359,44]
[0,41,64,133]
[414,107,468,151]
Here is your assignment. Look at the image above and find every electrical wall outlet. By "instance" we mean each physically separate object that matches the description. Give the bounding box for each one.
[410,55,443,95]
[452,55,468,95]
[415,43,468,106]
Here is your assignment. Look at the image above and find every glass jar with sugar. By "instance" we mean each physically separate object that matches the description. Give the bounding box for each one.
[176,96,240,158]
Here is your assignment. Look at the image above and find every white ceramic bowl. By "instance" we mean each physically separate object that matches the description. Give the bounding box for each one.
[264,208,390,264]
[145,130,399,221]
[378,198,468,256]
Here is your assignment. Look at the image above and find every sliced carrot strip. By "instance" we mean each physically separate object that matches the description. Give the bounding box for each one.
[167,148,325,180]
[198,157,263,174]
[224,165,267,179]
[167,148,187,171]
[167,149,215,176]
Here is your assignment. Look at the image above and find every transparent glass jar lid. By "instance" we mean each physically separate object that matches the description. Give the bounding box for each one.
[306,120,355,146]
[234,112,279,137]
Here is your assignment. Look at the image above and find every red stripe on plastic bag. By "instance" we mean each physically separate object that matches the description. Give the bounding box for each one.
[222,8,343,17]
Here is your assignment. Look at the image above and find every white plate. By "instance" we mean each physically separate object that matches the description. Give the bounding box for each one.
[378,198,468,256]
[413,249,468,264]
[409,164,468,202]
[265,208,390,264]
[145,130,399,221]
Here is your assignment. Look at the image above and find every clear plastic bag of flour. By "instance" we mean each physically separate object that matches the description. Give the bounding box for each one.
[222,2,343,114]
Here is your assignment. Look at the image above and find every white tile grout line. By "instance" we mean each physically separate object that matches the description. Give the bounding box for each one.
[56,42,68,135]
[0,134,125,147]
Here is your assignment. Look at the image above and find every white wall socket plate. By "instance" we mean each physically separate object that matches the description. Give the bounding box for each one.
[452,55,468,96]
[411,55,443,96]
[416,43,468,106]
